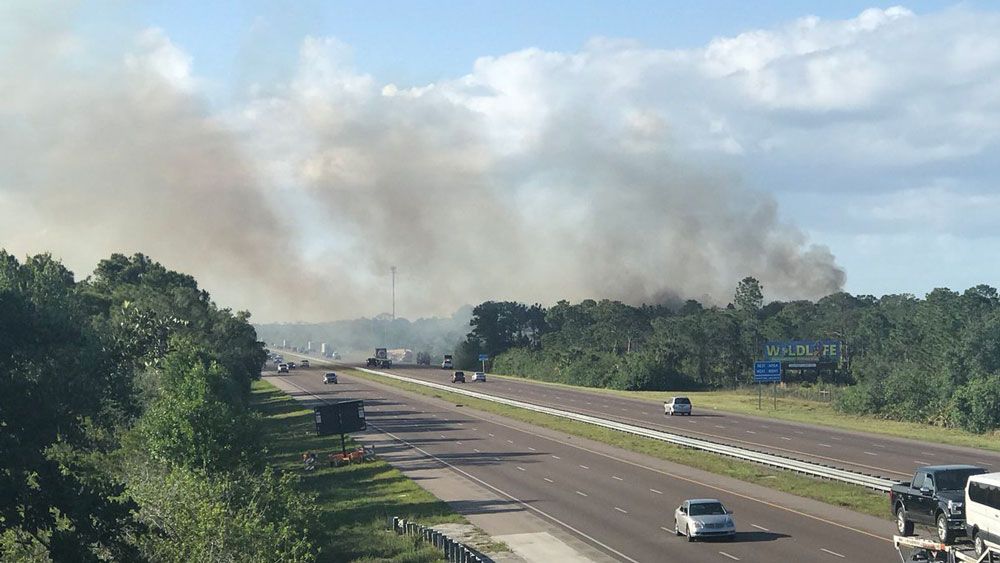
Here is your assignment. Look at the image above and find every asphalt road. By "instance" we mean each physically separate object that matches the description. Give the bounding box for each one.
[376,364,1000,480]
[268,366,898,562]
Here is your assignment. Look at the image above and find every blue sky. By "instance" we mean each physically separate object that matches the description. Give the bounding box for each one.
[5,2,1000,320]
[136,1,969,96]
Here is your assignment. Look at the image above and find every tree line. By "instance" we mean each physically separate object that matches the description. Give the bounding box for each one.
[456,277,1000,433]
[1,252,315,562]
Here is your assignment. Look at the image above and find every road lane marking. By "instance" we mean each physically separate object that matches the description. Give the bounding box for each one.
[820,548,845,558]
[528,447,537,451]
[579,465,590,470]
[494,457,501,461]
[751,524,769,532]
[719,552,740,561]
[488,433,495,437]
[818,443,832,448]
[506,439,514,444]
[474,448,481,453]
[552,455,561,460]
[660,526,671,533]
[369,424,640,563]
[920,452,936,456]
[456,441,463,445]
[650,488,663,495]
[614,507,627,514]
[440,435,446,438]
[544,477,554,483]
[314,374,893,546]
[576,491,588,497]
[863,452,879,456]
[780,437,792,441]
[516,466,525,471]
[873,444,886,448]
[745,430,756,434]
[714,425,726,429]
[914,460,928,464]
[830,436,842,441]
[612,475,623,481]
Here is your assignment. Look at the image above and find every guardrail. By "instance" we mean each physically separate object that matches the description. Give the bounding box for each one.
[389,517,489,563]
[358,367,898,492]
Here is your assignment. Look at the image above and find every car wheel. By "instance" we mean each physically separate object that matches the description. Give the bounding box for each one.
[974,532,985,557]
[686,525,694,542]
[895,505,914,536]
[936,512,953,544]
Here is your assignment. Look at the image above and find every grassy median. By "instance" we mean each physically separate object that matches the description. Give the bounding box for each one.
[346,369,890,520]
[482,373,1000,452]
[251,379,462,562]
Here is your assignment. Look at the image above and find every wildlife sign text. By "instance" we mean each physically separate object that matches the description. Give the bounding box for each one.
[762,340,843,367]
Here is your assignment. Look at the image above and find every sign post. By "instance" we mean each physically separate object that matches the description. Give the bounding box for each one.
[478,353,489,373]
[314,400,367,456]
[753,361,782,410]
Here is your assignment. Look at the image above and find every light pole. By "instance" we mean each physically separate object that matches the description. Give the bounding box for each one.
[390,266,396,348]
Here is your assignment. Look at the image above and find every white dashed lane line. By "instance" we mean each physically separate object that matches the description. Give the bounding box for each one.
[660,527,671,533]
[612,475,624,481]
[650,488,663,495]
[516,466,526,471]
[614,507,628,514]
[820,548,846,558]
[579,465,590,470]
[914,460,928,465]
[864,452,879,456]
[780,437,792,441]
[552,455,561,460]
[576,491,588,497]
[751,524,770,532]
[745,430,756,434]
[506,440,514,444]
[818,443,833,448]
[528,447,537,451]
[719,551,740,561]
[543,477,554,483]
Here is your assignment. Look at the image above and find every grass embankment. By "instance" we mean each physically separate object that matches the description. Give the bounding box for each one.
[251,379,463,562]
[346,369,889,520]
[486,373,1000,452]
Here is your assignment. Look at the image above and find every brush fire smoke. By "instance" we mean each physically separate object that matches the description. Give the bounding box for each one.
[0,9,844,322]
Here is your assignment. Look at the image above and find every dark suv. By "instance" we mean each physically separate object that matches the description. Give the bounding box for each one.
[452,371,466,383]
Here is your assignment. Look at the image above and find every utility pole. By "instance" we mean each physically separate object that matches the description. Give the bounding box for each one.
[389,266,396,348]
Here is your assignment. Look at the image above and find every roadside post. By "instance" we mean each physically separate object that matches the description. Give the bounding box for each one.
[314,400,367,456]
[478,353,489,374]
[753,361,782,410]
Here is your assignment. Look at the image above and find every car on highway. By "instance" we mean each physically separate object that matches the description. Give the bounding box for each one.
[674,499,735,541]
[323,372,337,384]
[966,472,1000,557]
[892,464,987,543]
[664,396,692,416]
[473,372,486,382]
[301,359,310,368]
[452,371,466,383]
[277,363,288,373]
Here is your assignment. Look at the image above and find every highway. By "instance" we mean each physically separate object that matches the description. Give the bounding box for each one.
[378,364,1000,480]
[268,365,898,562]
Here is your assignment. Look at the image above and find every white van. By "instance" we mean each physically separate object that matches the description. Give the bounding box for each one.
[966,472,1000,557]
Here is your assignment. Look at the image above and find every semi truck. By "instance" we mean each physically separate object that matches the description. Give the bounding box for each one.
[366,348,393,369]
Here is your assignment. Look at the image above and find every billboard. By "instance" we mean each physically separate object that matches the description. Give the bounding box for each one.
[314,400,366,436]
[762,340,843,366]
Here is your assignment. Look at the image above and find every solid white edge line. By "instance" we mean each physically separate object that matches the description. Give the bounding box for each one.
[373,423,640,563]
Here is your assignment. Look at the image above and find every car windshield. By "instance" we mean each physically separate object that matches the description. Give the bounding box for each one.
[936,468,987,491]
[689,502,726,516]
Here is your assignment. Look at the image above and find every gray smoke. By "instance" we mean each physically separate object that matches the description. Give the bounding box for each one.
[0,9,332,319]
[1,12,844,322]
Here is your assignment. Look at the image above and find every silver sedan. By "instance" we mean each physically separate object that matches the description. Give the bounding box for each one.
[674,499,736,541]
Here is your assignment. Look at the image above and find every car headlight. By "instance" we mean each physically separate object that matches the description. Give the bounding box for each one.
[947,500,963,513]
[692,521,704,529]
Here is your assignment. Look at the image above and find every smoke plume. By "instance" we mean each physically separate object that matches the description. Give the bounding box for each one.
[1,10,846,322]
